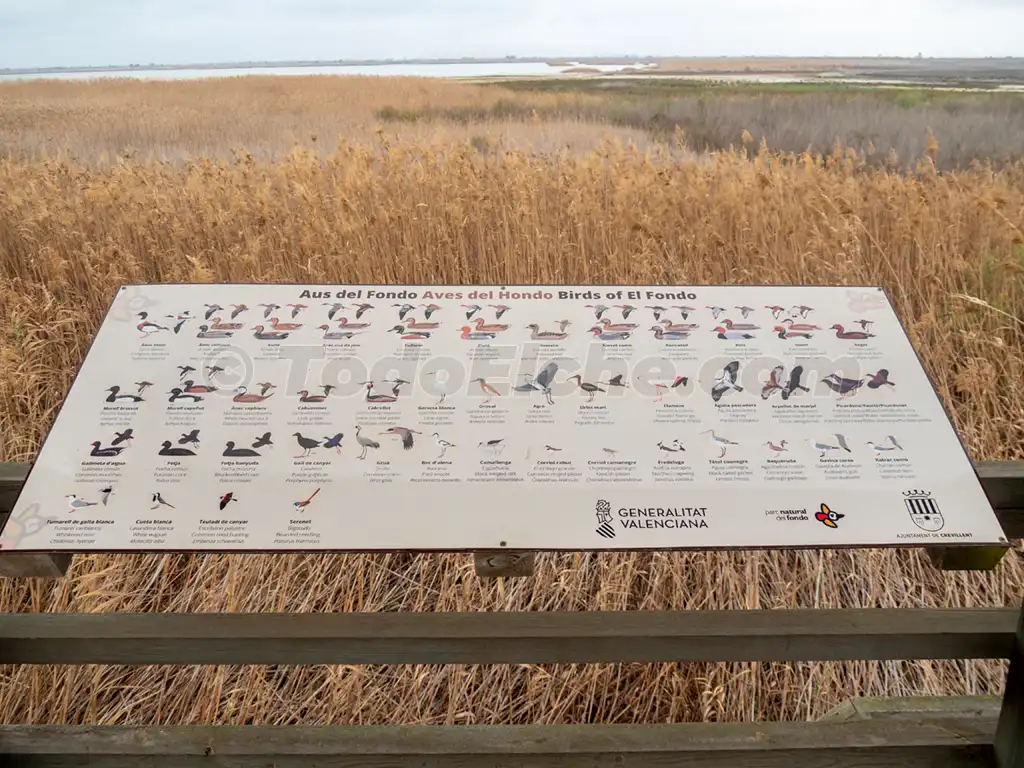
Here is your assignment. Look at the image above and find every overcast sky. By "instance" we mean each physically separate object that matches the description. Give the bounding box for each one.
[1,0,1022,69]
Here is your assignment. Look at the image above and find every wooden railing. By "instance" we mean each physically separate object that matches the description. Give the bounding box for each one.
[1,460,1022,766]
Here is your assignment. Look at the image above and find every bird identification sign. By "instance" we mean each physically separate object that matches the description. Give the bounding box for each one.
[0,284,1006,553]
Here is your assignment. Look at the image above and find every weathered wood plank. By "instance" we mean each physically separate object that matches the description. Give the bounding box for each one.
[0,608,1015,666]
[474,550,535,578]
[821,696,1002,723]
[995,603,1024,768]
[0,719,997,767]
[0,552,71,578]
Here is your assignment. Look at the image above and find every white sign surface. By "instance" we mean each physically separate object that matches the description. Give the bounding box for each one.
[0,284,1006,552]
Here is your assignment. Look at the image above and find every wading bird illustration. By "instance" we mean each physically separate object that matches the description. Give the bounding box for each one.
[707,306,728,320]
[478,438,505,456]
[830,324,875,340]
[105,386,144,403]
[615,304,638,319]
[322,433,344,455]
[736,306,756,319]
[230,304,249,319]
[204,304,223,320]
[292,433,321,458]
[460,325,496,341]
[151,492,175,510]
[566,374,605,402]
[602,448,619,456]
[432,432,456,458]
[424,371,453,404]
[268,316,303,332]
[135,381,154,395]
[219,493,237,510]
[587,326,631,341]
[361,381,398,403]
[461,304,483,319]
[393,303,416,320]
[515,361,558,405]
[702,430,738,458]
[66,494,97,514]
[866,369,894,389]
[472,377,501,404]
[135,312,167,337]
[178,429,201,449]
[646,305,668,320]
[252,325,289,341]
[287,303,307,319]
[764,440,789,453]
[585,304,611,320]
[259,303,280,319]
[657,439,685,453]
[545,445,562,453]
[232,386,273,404]
[821,372,866,397]
[354,425,380,459]
[382,426,420,450]
[389,325,431,341]
[641,376,688,402]
[526,324,568,341]
[600,318,639,332]
[223,441,261,458]
[294,488,320,511]
[168,388,202,403]
[421,303,443,319]
[111,428,134,447]
[351,303,375,319]
[252,432,273,450]
[711,361,743,402]
[489,304,511,319]
[782,366,810,400]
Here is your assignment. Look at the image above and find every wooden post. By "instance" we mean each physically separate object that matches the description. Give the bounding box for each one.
[995,601,1024,768]
[474,551,535,578]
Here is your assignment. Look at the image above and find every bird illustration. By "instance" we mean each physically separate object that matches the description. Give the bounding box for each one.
[673,305,696,319]
[297,389,327,403]
[405,317,440,330]
[460,304,482,319]
[219,492,237,510]
[336,316,371,329]
[479,439,505,455]
[712,326,755,340]
[150,492,175,510]
[361,381,398,403]
[393,303,416,320]
[287,303,308,319]
[223,441,261,457]
[206,365,225,379]
[259,303,280,319]
[209,317,243,331]
[721,318,760,332]
[168,388,203,403]
[382,426,420,450]
[657,439,685,453]
[354,425,381,459]
[765,305,786,320]
[615,304,638,319]
[111,428,134,447]
[831,324,875,340]
[855,319,875,332]
[384,379,410,398]
[702,429,738,458]
[555,319,572,332]
[197,325,233,339]
[178,365,196,380]
[322,433,344,455]
[471,377,501,404]
[318,325,357,340]
[647,305,668,320]
[515,361,558,405]
[423,371,453,404]
[489,304,511,319]
[585,304,611,320]
[761,365,785,399]
[711,361,743,402]
[252,325,289,340]
[252,432,273,450]
[887,435,904,450]
[866,369,895,389]
[182,380,216,395]
[65,494,97,514]
[782,366,811,400]
[587,326,631,341]
[292,433,321,458]
[736,306,756,319]
[389,325,431,340]
[178,429,201,449]
[135,381,154,395]
[422,303,443,320]
[774,326,813,340]
[460,325,496,341]
[526,324,568,341]
[167,314,191,334]
[258,382,276,396]
[808,434,852,457]
[268,317,302,332]
[866,440,899,454]
[600,318,639,332]
[764,440,789,453]
[89,441,125,458]
[821,372,866,397]
[815,503,844,529]
[99,487,114,505]
[567,374,605,402]
[135,312,168,337]
[649,326,690,341]
[105,386,144,403]
[159,441,195,456]
[204,304,224,320]
[779,319,822,332]
[432,432,456,458]
[545,445,562,453]
[707,306,728,320]
[323,302,345,320]
[643,376,688,402]
[321,384,337,398]
[230,304,249,319]
[601,374,628,388]
[659,319,699,333]
[792,305,815,319]
[473,317,509,333]
[232,386,273,403]
[294,488,320,511]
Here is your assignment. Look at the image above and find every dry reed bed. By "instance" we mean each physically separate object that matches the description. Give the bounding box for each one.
[0,137,1023,725]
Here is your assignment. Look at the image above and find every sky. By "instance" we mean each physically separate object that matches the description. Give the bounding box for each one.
[1,0,1022,69]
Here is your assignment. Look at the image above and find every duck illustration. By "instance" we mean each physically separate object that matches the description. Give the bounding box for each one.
[336,316,371,329]
[323,302,345,320]
[317,325,357,340]
[105,386,144,403]
[566,374,605,402]
[422,303,444,319]
[135,381,154,395]
[585,304,611,320]
[721,318,759,332]
[389,325,431,340]
[405,317,440,330]
[673,305,696,319]
[779,318,822,332]
[168,388,203,403]
[351,303,375,319]
[197,325,233,339]
[830,324,875,340]
[646,305,668,320]
[815,504,844,528]
[268,317,303,332]
[297,389,327,403]
[258,382,276,396]
[382,426,421,450]
[252,325,289,340]
[259,303,280,319]
[866,369,894,389]
[765,305,787,320]
[587,326,631,341]
[166,313,191,334]
[659,319,699,333]
[711,361,743,402]
[782,366,811,400]
[206,366,225,379]
[287,303,308,319]
[135,312,168,337]
[707,306,728,320]
[773,326,813,340]
[736,306,756,319]
[761,365,785,399]
[489,304,511,319]
[179,429,201,449]
[792,305,815,319]
[460,325,496,341]
[204,304,224,321]
[232,386,274,403]
[821,372,866,397]
[322,433,344,454]
[649,326,690,341]
[252,432,273,450]
[292,433,321,458]
[461,304,483,319]
[599,318,639,332]
[159,441,196,456]
[111,428,134,447]
[89,441,125,458]
[555,319,572,332]
[393,303,417,320]
[182,380,216,394]
[361,381,398,403]
[712,326,755,340]
[209,317,243,331]
[230,304,249,319]
[223,441,262,458]
[473,317,509,333]
[615,304,638,319]
[178,365,196,380]
[855,319,875,332]
[525,324,568,341]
